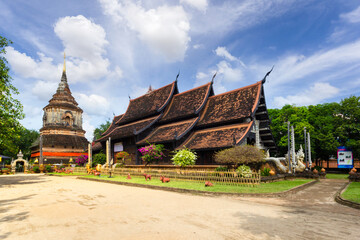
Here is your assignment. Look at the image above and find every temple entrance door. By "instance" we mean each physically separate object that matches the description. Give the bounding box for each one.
[15,161,24,173]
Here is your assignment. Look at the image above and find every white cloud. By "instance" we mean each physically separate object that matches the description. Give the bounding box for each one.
[193,44,204,49]
[31,81,58,101]
[180,0,208,12]
[191,0,299,34]
[195,47,244,89]
[216,61,244,82]
[54,15,112,83]
[215,46,237,61]
[82,113,96,141]
[5,47,59,81]
[99,0,191,62]
[75,93,111,117]
[274,83,339,107]
[340,5,360,23]
[54,15,108,60]
[272,39,360,85]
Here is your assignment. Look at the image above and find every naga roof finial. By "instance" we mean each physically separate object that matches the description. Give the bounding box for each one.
[211,72,217,83]
[175,70,180,82]
[261,65,274,84]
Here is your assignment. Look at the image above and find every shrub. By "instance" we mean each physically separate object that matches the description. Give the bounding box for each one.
[215,166,229,172]
[115,151,129,166]
[171,148,197,168]
[313,166,322,172]
[261,167,271,176]
[236,165,252,178]
[138,143,165,166]
[214,145,265,168]
[75,154,88,166]
[93,152,106,167]
[33,166,40,173]
[45,165,52,172]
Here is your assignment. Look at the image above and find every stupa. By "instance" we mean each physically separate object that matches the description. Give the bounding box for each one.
[30,54,88,164]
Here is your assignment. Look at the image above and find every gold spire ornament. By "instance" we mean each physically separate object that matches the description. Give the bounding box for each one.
[63,52,66,72]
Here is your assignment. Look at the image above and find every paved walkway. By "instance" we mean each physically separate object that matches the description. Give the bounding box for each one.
[0,175,359,240]
[238,179,357,215]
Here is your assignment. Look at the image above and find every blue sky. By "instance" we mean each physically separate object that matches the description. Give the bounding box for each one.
[1,0,360,141]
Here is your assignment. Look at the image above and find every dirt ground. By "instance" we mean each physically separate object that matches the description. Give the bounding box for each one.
[0,175,359,240]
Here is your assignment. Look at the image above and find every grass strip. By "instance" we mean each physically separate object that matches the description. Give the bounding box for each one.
[342,182,360,204]
[81,175,312,193]
[326,174,349,179]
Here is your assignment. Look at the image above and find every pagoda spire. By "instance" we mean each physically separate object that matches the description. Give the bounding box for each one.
[63,52,66,72]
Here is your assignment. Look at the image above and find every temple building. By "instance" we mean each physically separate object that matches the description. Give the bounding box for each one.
[97,72,276,165]
[30,56,88,164]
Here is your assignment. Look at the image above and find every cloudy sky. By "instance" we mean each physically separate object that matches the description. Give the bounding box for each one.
[1,0,360,140]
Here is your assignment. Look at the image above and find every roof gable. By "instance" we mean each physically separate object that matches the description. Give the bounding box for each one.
[116,81,177,124]
[197,81,262,127]
[160,82,212,122]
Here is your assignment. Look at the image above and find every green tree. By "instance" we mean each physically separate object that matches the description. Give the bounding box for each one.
[0,35,24,157]
[92,151,106,167]
[335,96,360,158]
[93,120,111,140]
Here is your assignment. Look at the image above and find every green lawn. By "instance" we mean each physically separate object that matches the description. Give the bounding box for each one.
[81,175,313,194]
[342,182,360,203]
[326,173,349,179]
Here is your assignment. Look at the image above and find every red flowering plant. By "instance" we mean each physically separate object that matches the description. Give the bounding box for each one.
[115,151,129,166]
[138,143,165,166]
[75,154,88,166]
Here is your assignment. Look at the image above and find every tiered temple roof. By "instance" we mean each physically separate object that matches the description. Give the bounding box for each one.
[98,74,276,165]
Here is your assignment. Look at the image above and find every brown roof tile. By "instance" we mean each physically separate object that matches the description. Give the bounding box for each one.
[92,142,102,151]
[198,81,262,127]
[116,81,176,124]
[137,117,198,144]
[101,114,124,137]
[99,115,159,141]
[179,122,253,150]
[160,82,212,122]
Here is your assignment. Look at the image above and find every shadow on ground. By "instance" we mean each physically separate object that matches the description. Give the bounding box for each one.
[0,175,48,187]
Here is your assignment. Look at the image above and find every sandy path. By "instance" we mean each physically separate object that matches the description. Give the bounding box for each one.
[0,175,359,240]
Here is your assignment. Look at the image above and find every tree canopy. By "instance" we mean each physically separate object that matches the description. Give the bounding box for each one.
[0,35,25,158]
[268,96,360,161]
[93,120,111,140]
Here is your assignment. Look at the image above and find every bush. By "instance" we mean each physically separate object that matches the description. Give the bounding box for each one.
[312,166,322,172]
[171,148,197,168]
[214,145,265,168]
[236,165,252,178]
[138,143,165,166]
[32,166,40,173]
[45,165,52,172]
[93,152,106,167]
[215,166,229,172]
[115,151,130,166]
[75,154,88,166]
[261,167,271,176]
